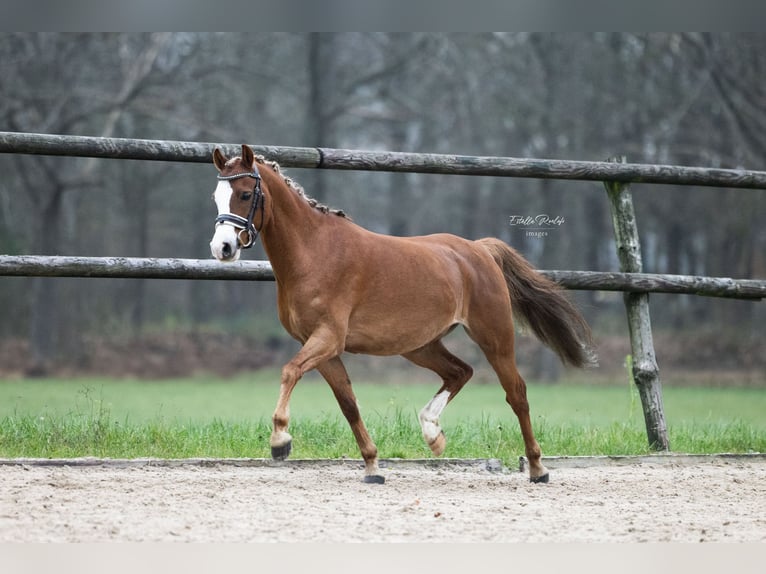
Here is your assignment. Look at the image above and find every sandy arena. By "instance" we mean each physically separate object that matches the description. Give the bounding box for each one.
[1,457,764,543]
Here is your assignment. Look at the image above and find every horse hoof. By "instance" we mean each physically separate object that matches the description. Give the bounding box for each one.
[271,440,292,461]
[530,472,550,484]
[363,474,385,484]
[429,431,447,457]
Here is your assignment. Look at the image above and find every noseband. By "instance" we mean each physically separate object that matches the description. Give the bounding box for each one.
[215,166,264,249]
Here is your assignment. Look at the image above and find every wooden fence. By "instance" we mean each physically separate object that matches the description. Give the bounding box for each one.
[2,131,766,188]
[0,256,763,299]
[2,130,765,452]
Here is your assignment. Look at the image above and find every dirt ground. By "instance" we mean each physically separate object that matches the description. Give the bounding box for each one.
[1,457,764,543]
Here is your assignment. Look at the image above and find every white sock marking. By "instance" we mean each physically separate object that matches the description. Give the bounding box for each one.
[419,390,450,443]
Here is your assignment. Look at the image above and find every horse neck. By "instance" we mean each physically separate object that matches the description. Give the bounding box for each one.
[259,169,325,279]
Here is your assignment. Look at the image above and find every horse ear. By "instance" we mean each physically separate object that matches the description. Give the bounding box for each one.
[241,144,255,169]
[213,148,227,172]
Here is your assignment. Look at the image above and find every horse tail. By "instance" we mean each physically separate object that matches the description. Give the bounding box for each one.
[477,237,597,368]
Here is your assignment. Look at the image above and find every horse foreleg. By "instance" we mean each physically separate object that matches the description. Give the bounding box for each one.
[403,340,473,457]
[270,326,344,460]
[317,357,384,484]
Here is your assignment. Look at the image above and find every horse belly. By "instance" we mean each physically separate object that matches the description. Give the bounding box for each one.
[344,321,458,355]
[344,287,461,356]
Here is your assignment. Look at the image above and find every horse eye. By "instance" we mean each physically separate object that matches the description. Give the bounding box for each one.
[241,191,253,201]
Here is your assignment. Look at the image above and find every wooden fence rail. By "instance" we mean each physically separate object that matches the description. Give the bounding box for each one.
[1,256,763,300]
[3,131,766,189]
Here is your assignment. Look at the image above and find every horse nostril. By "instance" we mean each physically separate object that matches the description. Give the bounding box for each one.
[221,242,232,258]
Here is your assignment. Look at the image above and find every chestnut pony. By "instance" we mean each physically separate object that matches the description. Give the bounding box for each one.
[210,144,595,484]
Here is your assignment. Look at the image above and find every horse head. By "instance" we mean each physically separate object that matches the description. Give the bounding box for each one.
[209,144,265,262]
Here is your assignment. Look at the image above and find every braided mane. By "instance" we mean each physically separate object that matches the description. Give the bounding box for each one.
[248,155,347,218]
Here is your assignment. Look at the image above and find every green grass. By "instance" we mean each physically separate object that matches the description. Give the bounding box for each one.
[1,370,764,464]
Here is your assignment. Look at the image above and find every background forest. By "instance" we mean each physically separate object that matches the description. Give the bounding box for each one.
[0,33,763,383]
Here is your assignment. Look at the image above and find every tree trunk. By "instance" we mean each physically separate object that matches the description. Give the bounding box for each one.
[129,173,149,334]
[387,121,409,236]
[306,33,330,202]
[28,186,64,375]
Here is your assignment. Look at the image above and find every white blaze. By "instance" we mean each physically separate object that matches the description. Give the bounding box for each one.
[213,180,233,214]
[209,180,241,261]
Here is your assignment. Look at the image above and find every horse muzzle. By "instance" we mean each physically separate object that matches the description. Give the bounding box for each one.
[210,222,242,262]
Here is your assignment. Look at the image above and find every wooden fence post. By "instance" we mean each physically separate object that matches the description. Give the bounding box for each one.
[604,156,670,451]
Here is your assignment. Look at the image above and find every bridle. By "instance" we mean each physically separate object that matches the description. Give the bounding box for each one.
[215,166,265,249]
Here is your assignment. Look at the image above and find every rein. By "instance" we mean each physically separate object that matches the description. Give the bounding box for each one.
[215,167,265,249]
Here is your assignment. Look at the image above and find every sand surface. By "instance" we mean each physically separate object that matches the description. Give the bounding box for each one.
[1,458,764,542]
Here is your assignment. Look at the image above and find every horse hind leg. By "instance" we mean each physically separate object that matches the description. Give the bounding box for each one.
[317,356,384,484]
[496,358,549,483]
[403,340,473,457]
[480,346,549,483]
[465,314,549,483]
